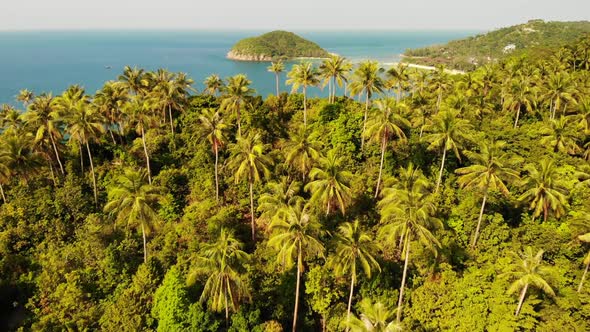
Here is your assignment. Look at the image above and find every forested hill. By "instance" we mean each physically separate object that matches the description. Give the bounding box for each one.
[227,30,330,61]
[403,20,590,70]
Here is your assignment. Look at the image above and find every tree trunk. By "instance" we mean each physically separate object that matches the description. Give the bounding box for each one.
[293,249,302,332]
[397,235,411,322]
[435,146,447,193]
[397,84,402,102]
[249,180,256,241]
[0,184,6,204]
[346,274,355,328]
[515,283,529,316]
[86,142,98,205]
[326,200,330,217]
[275,73,280,96]
[225,288,229,329]
[361,92,370,150]
[237,106,242,137]
[49,131,64,175]
[303,86,308,127]
[141,222,147,264]
[168,105,175,136]
[214,144,219,202]
[513,106,521,128]
[79,142,84,172]
[48,161,57,186]
[109,127,117,145]
[578,252,590,293]
[471,188,489,248]
[375,135,387,199]
[141,126,152,184]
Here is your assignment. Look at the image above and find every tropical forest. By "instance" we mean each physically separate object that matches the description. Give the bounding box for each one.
[1,32,590,332]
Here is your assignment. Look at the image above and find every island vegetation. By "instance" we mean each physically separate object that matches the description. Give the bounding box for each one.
[227,30,330,61]
[1,32,590,331]
[404,19,590,70]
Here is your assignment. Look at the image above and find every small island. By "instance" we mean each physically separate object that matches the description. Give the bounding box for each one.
[227,30,330,61]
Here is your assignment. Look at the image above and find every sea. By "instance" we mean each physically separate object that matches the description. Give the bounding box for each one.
[0,30,476,106]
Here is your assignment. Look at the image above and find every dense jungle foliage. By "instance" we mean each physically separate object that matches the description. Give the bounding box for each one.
[229,30,329,59]
[1,34,590,332]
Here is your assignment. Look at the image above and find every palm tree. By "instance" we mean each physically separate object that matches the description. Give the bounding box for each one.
[571,213,590,292]
[21,93,65,175]
[305,149,354,216]
[319,55,352,103]
[62,98,105,204]
[329,221,381,324]
[386,64,410,102]
[17,89,34,107]
[221,74,255,136]
[345,299,402,332]
[502,76,537,128]
[257,177,302,226]
[190,228,251,327]
[0,133,44,184]
[118,66,148,96]
[518,159,569,222]
[543,71,575,120]
[268,61,285,96]
[286,61,320,127]
[228,132,273,240]
[268,200,324,332]
[378,174,442,323]
[502,247,555,316]
[423,109,472,193]
[203,74,225,96]
[199,109,228,202]
[283,126,322,181]
[151,73,193,136]
[94,81,128,143]
[455,140,520,247]
[575,97,590,134]
[430,65,451,112]
[539,116,580,154]
[348,61,385,149]
[123,96,158,184]
[365,98,410,198]
[104,168,163,263]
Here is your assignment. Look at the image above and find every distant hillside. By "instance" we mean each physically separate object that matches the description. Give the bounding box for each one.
[227,30,330,61]
[403,20,590,70]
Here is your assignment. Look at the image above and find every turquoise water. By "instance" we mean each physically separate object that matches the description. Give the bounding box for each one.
[0,30,475,105]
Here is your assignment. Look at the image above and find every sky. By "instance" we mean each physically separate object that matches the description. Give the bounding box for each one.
[1,0,588,31]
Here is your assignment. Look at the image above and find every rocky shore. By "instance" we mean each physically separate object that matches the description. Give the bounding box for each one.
[226,50,274,62]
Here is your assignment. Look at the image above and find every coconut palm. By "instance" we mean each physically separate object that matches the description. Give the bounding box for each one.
[502,247,555,316]
[305,149,354,216]
[118,66,148,96]
[228,132,273,240]
[423,109,473,193]
[286,61,320,127]
[123,96,158,184]
[571,213,590,292]
[203,74,225,96]
[329,220,381,324]
[17,89,34,107]
[345,299,402,332]
[386,64,410,102]
[221,74,255,136]
[455,140,520,247]
[365,98,410,198]
[0,133,44,184]
[539,116,581,154]
[378,176,442,323]
[199,109,228,202]
[348,61,385,149]
[283,126,322,181]
[257,177,302,226]
[319,55,352,103]
[268,61,285,96]
[151,73,193,136]
[94,81,128,143]
[502,76,537,128]
[21,93,65,175]
[543,71,575,120]
[104,168,163,263]
[430,65,452,112]
[575,97,590,134]
[268,200,324,332]
[518,159,569,222]
[190,228,251,327]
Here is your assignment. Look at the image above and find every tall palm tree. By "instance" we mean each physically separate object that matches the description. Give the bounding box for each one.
[543,71,575,120]
[221,74,255,136]
[228,132,273,240]
[94,81,128,144]
[329,221,381,324]
[320,55,352,103]
[455,140,520,247]
[203,74,225,96]
[104,168,163,263]
[365,98,410,198]
[118,66,148,97]
[62,98,105,204]
[124,96,158,184]
[345,299,402,332]
[286,61,320,127]
[423,109,472,193]
[190,228,251,327]
[199,109,228,202]
[0,133,44,184]
[430,65,451,112]
[268,200,324,332]
[283,126,322,182]
[386,64,410,102]
[21,93,65,175]
[502,76,537,128]
[575,97,590,134]
[378,175,442,323]
[268,61,285,96]
[151,74,192,136]
[305,149,354,216]
[502,247,555,316]
[257,177,302,226]
[539,116,580,154]
[348,61,385,149]
[16,89,34,107]
[571,213,590,292]
[518,159,569,222]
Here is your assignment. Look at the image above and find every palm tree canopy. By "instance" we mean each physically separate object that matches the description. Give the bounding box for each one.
[286,61,321,93]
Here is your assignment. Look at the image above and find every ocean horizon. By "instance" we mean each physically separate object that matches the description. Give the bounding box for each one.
[0,29,477,105]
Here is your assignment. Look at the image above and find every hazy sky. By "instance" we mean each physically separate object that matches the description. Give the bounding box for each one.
[1,0,588,31]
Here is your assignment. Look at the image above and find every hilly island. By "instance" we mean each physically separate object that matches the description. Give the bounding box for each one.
[227,30,330,61]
